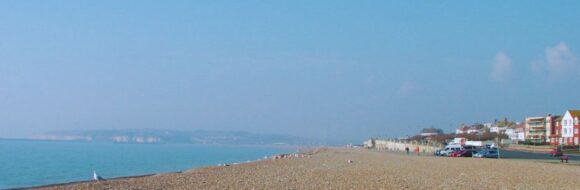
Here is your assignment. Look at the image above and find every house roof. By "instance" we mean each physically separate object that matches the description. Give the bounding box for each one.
[568,110,580,118]
[517,122,525,129]
[526,117,545,121]
[457,126,469,130]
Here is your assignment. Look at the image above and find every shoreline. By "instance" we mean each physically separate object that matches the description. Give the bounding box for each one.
[11,147,326,190]
[11,173,158,190]
[14,159,260,190]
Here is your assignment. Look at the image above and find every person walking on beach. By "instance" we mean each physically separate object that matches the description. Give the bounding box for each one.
[415,146,420,156]
[405,147,409,155]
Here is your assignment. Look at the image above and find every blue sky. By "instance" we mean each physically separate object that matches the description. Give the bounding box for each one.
[1,1,579,143]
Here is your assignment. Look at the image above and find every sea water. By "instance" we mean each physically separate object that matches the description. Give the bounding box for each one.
[0,139,291,189]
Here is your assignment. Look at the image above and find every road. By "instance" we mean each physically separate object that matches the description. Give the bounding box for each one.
[499,149,580,161]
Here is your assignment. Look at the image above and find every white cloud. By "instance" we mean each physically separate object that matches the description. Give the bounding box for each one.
[491,51,512,81]
[545,42,577,78]
[532,42,578,81]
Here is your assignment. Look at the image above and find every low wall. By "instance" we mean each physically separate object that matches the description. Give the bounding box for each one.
[370,139,441,153]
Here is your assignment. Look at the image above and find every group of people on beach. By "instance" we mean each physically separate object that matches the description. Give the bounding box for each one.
[405,146,421,156]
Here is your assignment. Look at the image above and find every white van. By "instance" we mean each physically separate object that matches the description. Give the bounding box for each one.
[439,144,463,156]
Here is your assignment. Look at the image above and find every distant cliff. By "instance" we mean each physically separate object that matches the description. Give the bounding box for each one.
[31,129,312,145]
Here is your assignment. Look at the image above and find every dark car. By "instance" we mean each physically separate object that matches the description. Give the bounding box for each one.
[483,150,499,158]
[459,150,476,157]
[463,145,477,151]
[474,149,498,158]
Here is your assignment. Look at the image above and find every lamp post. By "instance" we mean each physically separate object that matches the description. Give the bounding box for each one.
[496,132,501,159]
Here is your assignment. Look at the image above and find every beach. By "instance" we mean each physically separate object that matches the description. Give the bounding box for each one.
[29,148,580,190]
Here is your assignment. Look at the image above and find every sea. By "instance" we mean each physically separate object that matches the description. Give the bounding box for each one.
[0,139,292,189]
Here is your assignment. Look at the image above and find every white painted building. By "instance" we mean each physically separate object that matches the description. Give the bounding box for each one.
[505,128,517,140]
[467,127,485,134]
[490,126,507,134]
[455,126,469,134]
[561,110,580,145]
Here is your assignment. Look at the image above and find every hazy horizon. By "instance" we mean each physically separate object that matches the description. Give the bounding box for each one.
[1,1,580,143]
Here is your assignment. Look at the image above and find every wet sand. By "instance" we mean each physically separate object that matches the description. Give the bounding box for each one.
[33,148,580,190]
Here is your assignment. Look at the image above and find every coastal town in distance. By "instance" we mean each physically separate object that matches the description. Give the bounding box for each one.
[364,109,580,162]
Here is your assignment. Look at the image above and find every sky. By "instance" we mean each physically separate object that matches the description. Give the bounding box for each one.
[1,1,580,143]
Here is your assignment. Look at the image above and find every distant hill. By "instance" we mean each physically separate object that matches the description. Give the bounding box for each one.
[31,129,314,145]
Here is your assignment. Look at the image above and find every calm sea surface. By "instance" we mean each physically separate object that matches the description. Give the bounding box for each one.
[0,140,291,189]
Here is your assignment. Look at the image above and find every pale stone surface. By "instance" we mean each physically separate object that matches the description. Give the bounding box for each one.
[36,148,580,190]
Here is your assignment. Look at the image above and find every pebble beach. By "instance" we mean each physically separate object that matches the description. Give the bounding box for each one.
[33,148,580,190]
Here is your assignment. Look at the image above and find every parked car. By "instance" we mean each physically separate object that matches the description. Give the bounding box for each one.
[459,150,476,157]
[439,145,462,157]
[441,147,462,156]
[484,150,499,158]
[474,150,489,158]
[474,149,498,158]
[550,148,563,157]
[463,145,477,151]
[449,150,463,157]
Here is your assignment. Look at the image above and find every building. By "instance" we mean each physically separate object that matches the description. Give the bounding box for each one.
[455,123,488,135]
[525,117,547,144]
[545,114,562,144]
[455,125,469,134]
[524,114,563,144]
[490,126,507,134]
[420,127,444,137]
[515,122,525,142]
[561,110,580,146]
[468,124,487,134]
[549,116,563,145]
[505,122,525,143]
[505,127,517,141]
